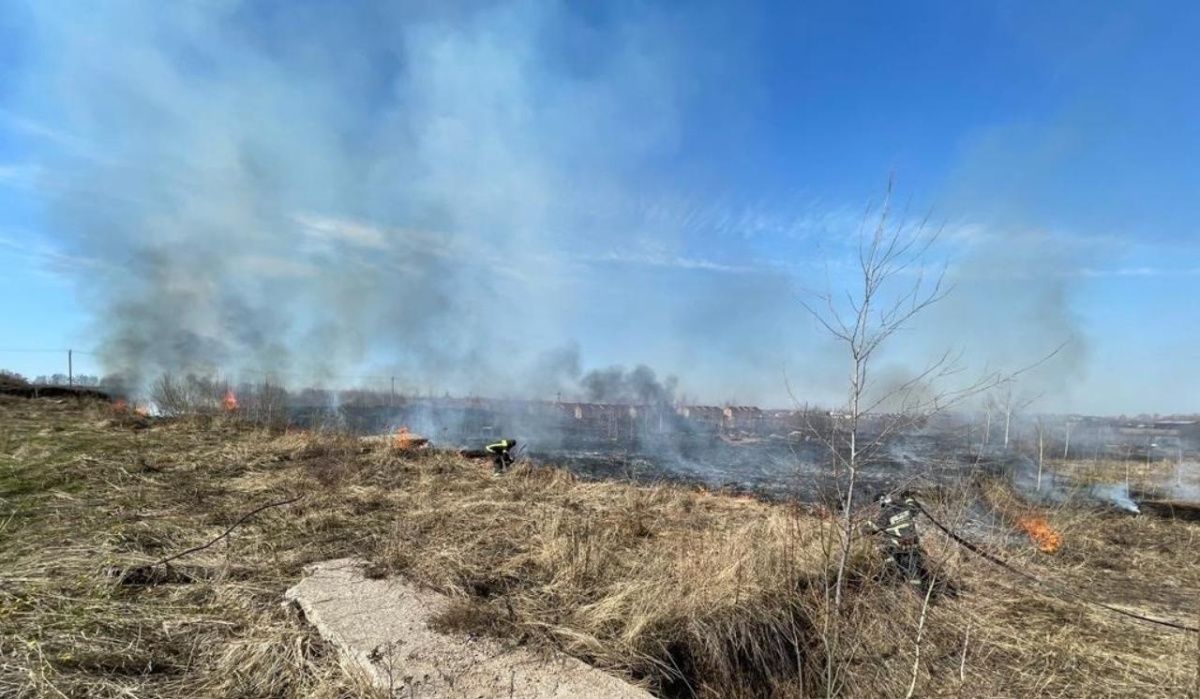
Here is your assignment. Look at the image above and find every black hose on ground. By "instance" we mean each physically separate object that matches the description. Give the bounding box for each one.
[913,499,1199,634]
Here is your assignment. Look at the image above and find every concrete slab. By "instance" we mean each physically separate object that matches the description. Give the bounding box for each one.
[284,558,653,698]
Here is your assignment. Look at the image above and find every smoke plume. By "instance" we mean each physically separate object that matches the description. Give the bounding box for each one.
[8,2,1158,414]
[9,2,759,397]
[581,365,678,405]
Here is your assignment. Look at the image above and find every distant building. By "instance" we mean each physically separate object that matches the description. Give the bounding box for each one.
[722,406,763,432]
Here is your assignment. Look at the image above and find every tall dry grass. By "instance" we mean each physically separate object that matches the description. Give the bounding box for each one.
[1,396,1197,697]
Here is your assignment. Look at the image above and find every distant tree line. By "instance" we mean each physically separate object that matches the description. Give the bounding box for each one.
[33,373,105,387]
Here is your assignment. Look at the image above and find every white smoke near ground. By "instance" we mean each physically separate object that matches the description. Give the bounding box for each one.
[1170,461,1200,502]
[1090,482,1140,513]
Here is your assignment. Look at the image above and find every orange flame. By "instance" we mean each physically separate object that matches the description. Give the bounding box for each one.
[1017,516,1062,554]
[223,389,239,412]
[391,426,416,450]
[113,399,128,413]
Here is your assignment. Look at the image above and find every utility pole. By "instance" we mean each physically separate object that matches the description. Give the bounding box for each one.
[390,376,396,407]
[68,349,73,387]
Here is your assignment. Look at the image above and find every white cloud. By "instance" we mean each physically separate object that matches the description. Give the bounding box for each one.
[293,214,388,249]
[1076,266,1200,278]
[580,249,764,275]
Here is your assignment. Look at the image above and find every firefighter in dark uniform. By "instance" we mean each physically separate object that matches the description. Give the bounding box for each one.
[865,491,929,591]
[485,438,517,475]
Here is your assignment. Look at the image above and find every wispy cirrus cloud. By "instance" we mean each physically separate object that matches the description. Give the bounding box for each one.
[0,231,104,281]
[293,214,389,250]
[1076,265,1200,278]
[0,109,87,151]
[581,249,761,275]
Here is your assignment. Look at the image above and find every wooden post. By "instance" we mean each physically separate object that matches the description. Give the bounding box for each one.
[1193,603,1200,698]
[390,376,395,407]
[68,349,73,387]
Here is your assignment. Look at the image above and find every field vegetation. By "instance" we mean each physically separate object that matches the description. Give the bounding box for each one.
[1,396,1197,697]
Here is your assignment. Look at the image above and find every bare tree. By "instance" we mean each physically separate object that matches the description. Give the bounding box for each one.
[799,186,1060,695]
[150,373,230,416]
[1035,417,1046,490]
[996,380,1042,450]
[799,188,964,697]
[1002,382,1014,448]
[801,188,960,613]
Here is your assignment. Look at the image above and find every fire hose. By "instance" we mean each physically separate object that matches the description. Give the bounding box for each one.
[912,499,1199,634]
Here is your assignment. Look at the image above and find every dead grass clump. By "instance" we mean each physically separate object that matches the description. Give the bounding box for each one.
[198,612,383,699]
[362,457,828,695]
[429,596,517,637]
[0,403,376,698]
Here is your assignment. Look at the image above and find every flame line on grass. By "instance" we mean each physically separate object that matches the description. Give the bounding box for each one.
[914,500,1199,633]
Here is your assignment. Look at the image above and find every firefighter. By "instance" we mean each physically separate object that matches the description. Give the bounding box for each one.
[864,491,929,591]
[485,438,517,475]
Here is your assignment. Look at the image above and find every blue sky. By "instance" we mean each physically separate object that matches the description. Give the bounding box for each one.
[1,1,1197,414]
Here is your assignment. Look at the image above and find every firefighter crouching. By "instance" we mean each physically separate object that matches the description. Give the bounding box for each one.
[485,438,517,475]
[863,491,930,592]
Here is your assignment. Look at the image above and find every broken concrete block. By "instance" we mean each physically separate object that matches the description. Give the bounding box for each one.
[285,558,653,698]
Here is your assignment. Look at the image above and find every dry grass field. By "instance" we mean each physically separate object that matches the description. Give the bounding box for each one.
[1,396,1197,697]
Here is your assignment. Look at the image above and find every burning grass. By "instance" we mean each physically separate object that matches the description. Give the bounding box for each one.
[1,396,1198,697]
[1015,516,1063,554]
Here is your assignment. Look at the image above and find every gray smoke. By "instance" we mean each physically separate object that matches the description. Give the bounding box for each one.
[581,364,678,405]
[899,227,1091,414]
[10,2,752,397]
[519,344,584,401]
[11,2,1163,415]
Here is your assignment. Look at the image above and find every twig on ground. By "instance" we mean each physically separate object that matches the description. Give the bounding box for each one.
[137,494,304,571]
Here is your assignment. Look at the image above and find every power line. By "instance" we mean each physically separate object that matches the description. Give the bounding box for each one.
[0,348,97,355]
[0,351,422,391]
